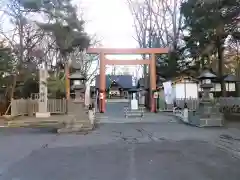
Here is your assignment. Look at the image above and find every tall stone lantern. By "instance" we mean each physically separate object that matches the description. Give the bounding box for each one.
[70,53,86,104]
[69,72,86,103]
[58,53,90,132]
[194,69,223,127]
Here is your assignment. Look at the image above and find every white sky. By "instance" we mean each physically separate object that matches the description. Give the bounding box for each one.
[73,0,143,77]
[75,0,137,48]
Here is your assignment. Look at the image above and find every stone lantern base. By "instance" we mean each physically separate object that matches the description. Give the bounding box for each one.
[36,112,51,118]
[189,101,223,127]
[73,89,85,103]
[57,100,94,133]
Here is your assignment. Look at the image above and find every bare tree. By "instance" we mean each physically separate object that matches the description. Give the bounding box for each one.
[127,0,183,49]
[0,0,46,99]
[127,0,154,74]
[225,38,240,77]
[71,50,99,84]
[111,65,117,75]
[127,0,184,78]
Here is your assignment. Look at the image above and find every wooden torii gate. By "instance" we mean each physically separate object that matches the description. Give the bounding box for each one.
[66,48,169,113]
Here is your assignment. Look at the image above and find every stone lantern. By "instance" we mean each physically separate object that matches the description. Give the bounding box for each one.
[223,74,238,97]
[192,69,223,127]
[57,54,92,133]
[69,72,86,103]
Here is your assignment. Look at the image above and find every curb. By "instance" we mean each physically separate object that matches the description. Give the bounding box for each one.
[0,125,8,128]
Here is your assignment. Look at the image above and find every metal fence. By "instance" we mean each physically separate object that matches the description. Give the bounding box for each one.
[158,98,200,111]
[218,97,240,114]
[11,99,67,116]
[159,97,240,113]
[218,97,240,106]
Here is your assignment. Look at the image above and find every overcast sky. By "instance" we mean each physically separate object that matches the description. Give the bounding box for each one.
[75,0,137,48]
[73,0,142,77]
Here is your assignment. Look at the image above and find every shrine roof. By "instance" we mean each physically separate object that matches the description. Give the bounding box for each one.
[95,75,133,89]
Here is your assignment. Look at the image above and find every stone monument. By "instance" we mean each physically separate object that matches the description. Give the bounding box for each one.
[131,90,138,110]
[35,62,50,118]
[124,88,144,118]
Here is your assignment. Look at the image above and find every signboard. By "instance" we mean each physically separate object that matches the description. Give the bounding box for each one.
[153,92,158,99]
[38,62,48,112]
[99,93,104,99]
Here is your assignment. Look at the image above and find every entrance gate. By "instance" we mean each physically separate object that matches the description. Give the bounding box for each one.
[67,48,169,113]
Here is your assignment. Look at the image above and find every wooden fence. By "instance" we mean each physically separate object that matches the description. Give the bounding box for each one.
[11,99,67,116]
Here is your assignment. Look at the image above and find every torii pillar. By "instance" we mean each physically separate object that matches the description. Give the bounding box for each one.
[99,52,106,113]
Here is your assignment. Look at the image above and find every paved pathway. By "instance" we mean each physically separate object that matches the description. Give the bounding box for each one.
[98,102,176,123]
[1,122,240,179]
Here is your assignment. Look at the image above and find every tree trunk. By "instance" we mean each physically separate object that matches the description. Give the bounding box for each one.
[10,9,24,101]
[217,39,226,97]
[65,55,70,100]
[236,42,240,97]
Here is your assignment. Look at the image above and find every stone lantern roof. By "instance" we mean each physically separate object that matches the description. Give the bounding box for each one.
[197,69,217,80]
[223,74,238,82]
[69,71,86,80]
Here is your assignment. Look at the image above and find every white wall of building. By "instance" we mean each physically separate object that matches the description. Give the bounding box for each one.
[172,83,198,99]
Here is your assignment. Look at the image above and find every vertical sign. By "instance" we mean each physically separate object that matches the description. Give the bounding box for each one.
[39,62,48,113]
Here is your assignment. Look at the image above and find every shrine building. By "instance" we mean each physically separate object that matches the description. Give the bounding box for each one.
[95,75,133,99]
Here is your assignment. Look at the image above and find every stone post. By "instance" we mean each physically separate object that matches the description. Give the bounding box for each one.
[183,102,189,123]
[36,62,50,118]
[131,92,138,110]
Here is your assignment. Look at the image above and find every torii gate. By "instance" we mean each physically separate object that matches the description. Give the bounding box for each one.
[66,48,169,113]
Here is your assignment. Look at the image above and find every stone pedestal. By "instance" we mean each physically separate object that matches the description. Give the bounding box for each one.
[189,92,223,127]
[131,93,138,110]
[197,100,223,127]
[73,90,84,103]
[57,94,93,133]
[131,100,138,110]
[57,102,93,133]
